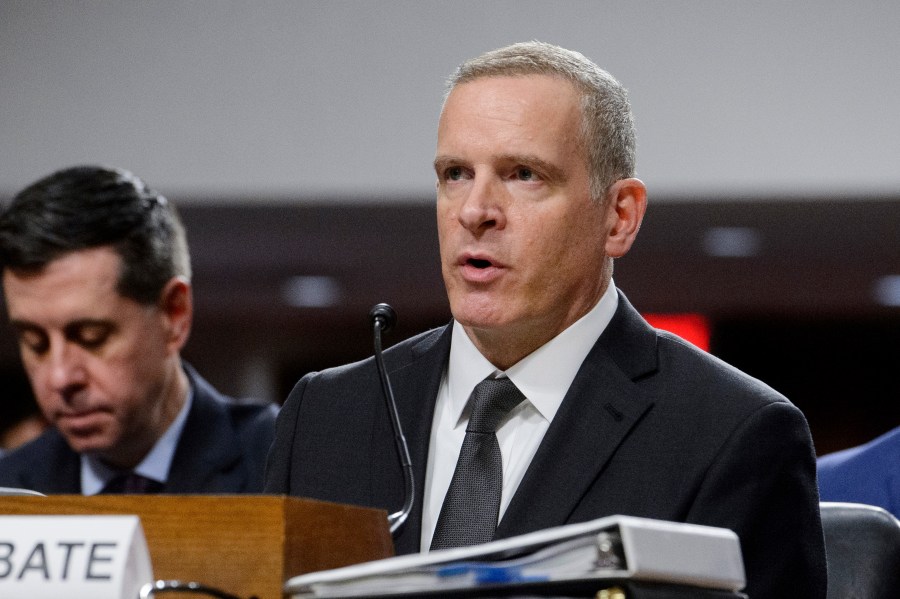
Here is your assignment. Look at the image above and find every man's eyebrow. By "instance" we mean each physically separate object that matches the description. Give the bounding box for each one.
[8,319,40,333]
[8,318,114,337]
[498,154,568,182]
[433,155,463,173]
[434,154,568,181]
[62,319,114,333]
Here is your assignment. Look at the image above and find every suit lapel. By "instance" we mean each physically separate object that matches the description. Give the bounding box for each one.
[167,369,244,492]
[382,325,452,554]
[496,292,659,538]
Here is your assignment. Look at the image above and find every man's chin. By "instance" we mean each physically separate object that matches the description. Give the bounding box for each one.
[450,297,518,330]
[59,431,116,456]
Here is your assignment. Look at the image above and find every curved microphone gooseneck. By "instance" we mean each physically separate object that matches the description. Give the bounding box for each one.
[370,303,414,537]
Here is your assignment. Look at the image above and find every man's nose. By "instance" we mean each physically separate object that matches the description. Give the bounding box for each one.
[457,175,507,233]
[46,343,88,396]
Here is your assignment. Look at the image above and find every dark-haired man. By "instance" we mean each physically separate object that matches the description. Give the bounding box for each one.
[0,166,276,494]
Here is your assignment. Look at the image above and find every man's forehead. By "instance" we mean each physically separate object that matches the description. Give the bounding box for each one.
[450,73,575,104]
[436,76,584,163]
[11,247,122,282]
[440,74,580,126]
[2,248,128,319]
[449,72,573,93]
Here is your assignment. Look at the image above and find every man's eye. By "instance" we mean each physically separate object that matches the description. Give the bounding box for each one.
[517,167,535,181]
[446,167,464,181]
[18,330,49,354]
[75,326,111,349]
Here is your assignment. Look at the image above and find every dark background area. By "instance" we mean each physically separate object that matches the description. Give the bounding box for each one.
[1,195,898,456]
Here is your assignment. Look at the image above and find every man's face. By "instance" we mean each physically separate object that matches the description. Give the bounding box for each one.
[2,246,182,467]
[436,75,613,365]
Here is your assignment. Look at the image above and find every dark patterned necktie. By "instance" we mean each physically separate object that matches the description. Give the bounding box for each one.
[430,377,525,550]
[100,472,164,494]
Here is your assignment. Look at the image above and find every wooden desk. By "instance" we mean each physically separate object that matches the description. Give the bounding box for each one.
[0,495,393,599]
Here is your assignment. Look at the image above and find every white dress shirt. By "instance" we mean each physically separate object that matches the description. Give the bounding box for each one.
[421,282,619,550]
[81,388,193,495]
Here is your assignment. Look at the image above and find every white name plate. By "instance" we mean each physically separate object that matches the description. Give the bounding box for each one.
[0,515,153,599]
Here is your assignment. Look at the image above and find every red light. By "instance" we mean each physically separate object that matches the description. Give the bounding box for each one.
[643,313,711,352]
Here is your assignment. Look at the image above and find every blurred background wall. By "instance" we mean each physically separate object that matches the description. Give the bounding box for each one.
[1,1,898,455]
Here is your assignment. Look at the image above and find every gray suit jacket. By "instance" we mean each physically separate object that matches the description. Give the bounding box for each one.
[0,365,277,493]
[265,292,826,599]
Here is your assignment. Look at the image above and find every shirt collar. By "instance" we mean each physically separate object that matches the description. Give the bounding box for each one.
[447,282,619,425]
[81,385,194,495]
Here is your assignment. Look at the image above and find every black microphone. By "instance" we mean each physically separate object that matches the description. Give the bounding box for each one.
[369,303,414,537]
[370,302,397,333]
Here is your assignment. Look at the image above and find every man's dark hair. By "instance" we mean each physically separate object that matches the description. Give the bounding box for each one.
[0,165,191,304]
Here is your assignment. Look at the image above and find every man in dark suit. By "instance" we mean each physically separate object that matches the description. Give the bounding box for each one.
[266,42,826,598]
[0,166,276,494]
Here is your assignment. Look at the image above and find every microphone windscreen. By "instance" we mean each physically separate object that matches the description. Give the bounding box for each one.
[369,303,397,332]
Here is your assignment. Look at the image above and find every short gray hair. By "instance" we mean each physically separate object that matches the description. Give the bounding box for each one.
[446,41,636,200]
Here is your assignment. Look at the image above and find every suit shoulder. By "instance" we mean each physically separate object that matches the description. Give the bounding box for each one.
[607,294,788,411]
[817,426,900,515]
[187,368,278,461]
[655,329,790,406]
[305,325,447,385]
[280,325,448,421]
[637,330,809,449]
[188,364,277,429]
[0,429,71,487]
[222,397,279,433]
[819,425,900,472]
[0,429,63,465]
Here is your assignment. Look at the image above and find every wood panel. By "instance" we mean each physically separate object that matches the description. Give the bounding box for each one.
[0,495,393,599]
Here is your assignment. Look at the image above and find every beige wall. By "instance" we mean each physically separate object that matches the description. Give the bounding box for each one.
[1,0,899,201]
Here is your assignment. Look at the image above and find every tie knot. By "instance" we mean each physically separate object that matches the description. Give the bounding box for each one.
[101,472,164,494]
[467,377,524,434]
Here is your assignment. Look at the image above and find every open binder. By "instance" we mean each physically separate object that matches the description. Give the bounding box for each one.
[284,515,746,598]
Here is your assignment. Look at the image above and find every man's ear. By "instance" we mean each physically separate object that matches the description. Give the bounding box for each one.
[604,178,647,259]
[159,277,193,353]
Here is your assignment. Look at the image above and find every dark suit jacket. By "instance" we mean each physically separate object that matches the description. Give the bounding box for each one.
[266,292,826,599]
[0,365,277,494]
[818,425,900,519]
